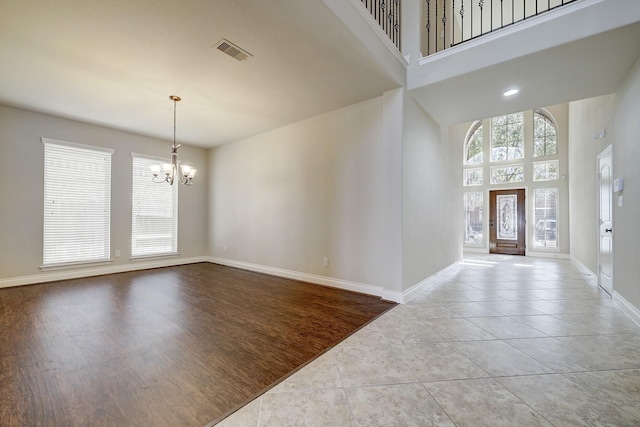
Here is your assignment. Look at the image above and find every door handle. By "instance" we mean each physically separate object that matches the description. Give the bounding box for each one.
[605,228,612,233]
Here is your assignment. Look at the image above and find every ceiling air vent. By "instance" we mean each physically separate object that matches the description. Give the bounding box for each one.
[214,38,253,62]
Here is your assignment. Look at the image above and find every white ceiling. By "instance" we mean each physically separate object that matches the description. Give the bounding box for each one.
[0,0,401,148]
[410,22,640,127]
[3,0,640,149]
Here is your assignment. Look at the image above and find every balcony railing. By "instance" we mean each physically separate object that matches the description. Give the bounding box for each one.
[422,0,578,56]
[360,0,402,50]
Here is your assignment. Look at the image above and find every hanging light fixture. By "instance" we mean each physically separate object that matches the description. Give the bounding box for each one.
[150,95,197,185]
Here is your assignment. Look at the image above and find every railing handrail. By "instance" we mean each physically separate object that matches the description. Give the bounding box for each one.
[360,0,402,51]
[423,0,578,57]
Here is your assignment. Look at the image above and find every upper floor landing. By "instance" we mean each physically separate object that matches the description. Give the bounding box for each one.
[326,0,640,126]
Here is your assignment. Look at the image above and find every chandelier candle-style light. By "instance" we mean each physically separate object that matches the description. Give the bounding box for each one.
[150,95,197,186]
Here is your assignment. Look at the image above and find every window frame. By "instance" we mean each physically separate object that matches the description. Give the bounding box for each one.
[464,191,484,246]
[490,113,524,163]
[490,164,525,185]
[533,109,558,158]
[464,121,483,165]
[533,159,559,182]
[463,167,484,186]
[532,187,559,250]
[41,138,113,269]
[131,154,179,259]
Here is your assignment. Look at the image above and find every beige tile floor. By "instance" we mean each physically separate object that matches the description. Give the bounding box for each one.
[216,254,640,426]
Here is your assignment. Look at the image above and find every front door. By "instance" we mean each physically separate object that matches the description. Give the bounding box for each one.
[489,189,526,255]
[597,145,613,296]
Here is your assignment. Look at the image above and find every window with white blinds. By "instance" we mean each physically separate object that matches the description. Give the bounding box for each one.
[131,155,178,257]
[42,138,113,267]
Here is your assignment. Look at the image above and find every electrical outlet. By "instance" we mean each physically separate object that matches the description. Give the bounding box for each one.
[323,257,329,267]
[115,249,121,258]
[223,245,228,252]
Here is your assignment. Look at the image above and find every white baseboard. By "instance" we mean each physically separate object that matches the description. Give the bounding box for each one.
[0,256,209,289]
[208,257,391,301]
[208,258,463,305]
[613,291,640,328]
[1,255,463,306]
[570,256,597,280]
[402,261,462,304]
[463,247,487,253]
[526,251,570,259]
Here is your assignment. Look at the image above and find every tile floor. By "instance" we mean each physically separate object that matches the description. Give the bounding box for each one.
[215,254,640,426]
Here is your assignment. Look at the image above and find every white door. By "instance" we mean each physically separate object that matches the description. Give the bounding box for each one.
[597,145,613,296]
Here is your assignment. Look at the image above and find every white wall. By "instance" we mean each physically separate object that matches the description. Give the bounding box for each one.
[568,94,614,273]
[568,61,640,315]
[0,105,208,282]
[402,94,462,289]
[611,57,640,311]
[208,95,404,294]
[209,88,462,299]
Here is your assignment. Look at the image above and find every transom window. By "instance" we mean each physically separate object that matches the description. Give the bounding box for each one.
[491,113,523,162]
[533,160,559,182]
[491,165,524,184]
[534,110,557,157]
[464,168,483,186]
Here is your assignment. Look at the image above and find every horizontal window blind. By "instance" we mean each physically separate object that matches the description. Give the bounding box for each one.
[43,139,112,266]
[131,155,178,257]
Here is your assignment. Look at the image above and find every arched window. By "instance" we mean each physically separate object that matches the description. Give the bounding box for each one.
[533,109,557,157]
[465,121,483,165]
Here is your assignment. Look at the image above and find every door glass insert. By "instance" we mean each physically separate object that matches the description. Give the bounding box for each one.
[497,194,518,240]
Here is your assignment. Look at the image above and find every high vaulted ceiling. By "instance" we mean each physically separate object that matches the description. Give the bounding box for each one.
[0,0,401,148]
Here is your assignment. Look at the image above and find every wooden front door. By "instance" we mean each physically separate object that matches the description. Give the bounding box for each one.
[489,189,526,255]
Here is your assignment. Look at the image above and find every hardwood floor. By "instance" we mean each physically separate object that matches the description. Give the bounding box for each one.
[0,263,395,426]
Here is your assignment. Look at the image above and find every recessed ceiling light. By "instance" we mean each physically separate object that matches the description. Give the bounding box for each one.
[503,88,519,97]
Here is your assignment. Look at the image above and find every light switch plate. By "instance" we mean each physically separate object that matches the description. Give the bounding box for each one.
[613,178,624,192]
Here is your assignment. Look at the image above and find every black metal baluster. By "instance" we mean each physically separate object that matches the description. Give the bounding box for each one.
[396,0,401,50]
[396,0,401,49]
[460,0,465,44]
[442,0,447,50]
[453,0,456,45]
[381,0,384,30]
[479,1,484,35]
[471,0,474,38]
[435,0,438,52]
[389,1,393,46]
[426,0,431,55]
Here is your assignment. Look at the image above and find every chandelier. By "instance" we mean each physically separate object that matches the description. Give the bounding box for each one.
[150,95,197,186]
